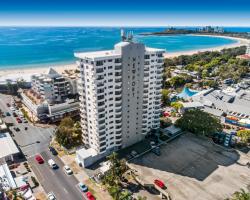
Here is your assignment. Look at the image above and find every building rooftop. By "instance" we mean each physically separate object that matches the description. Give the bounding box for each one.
[191,88,250,117]
[0,132,19,159]
[182,102,204,109]
[0,164,17,191]
[74,50,120,60]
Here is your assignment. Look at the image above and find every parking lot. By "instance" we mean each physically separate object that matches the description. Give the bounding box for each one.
[129,133,250,200]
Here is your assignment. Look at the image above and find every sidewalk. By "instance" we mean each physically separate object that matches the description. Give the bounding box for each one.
[60,154,112,200]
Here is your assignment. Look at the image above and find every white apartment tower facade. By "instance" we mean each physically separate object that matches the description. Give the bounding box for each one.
[75,33,165,160]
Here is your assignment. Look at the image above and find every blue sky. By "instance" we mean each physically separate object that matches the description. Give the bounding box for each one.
[0,0,250,26]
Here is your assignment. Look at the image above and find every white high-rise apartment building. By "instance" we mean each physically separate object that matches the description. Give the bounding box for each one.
[75,32,165,165]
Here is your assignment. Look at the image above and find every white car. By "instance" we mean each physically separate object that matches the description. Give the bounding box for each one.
[10,107,15,111]
[63,165,73,175]
[47,192,56,200]
[48,159,58,169]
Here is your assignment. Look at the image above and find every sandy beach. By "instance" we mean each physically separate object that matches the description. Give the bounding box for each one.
[0,63,77,81]
[0,35,249,79]
[165,35,249,58]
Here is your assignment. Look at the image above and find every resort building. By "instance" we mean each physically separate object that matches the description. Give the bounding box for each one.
[20,68,80,122]
[75,31,165,167]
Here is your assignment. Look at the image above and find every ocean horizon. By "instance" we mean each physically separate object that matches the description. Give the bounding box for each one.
[0,26,249,70]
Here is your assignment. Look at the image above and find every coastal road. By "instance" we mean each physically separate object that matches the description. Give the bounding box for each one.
[29,150,84,200]
[0,93,55,158]
[0,94,86,200]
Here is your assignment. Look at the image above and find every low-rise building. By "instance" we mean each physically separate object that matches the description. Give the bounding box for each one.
[20,68,80,122]
[0,132,20,163]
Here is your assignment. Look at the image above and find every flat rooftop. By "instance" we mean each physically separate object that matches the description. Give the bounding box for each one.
[74,50,121,60]
[0,164,17,190]
[0,132,19,159]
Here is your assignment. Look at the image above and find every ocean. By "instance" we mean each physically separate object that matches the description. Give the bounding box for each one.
[0,27,249,70]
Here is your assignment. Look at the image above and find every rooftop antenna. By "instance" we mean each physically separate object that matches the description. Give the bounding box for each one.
[127,31,133,41]
[121,29,126,41]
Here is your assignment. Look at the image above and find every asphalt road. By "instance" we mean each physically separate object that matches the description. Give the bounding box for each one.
[0,94,86,200]
[0,94,55,158]
[29,150,83,200]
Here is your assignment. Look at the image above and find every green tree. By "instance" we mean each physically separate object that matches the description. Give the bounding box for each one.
[161,89,170,106]
[175,109,222,137]
[237,130,250,144]
[103,152,127,186]
[228,189,250,200]
[170,102,183,111]
[55,117,82,149]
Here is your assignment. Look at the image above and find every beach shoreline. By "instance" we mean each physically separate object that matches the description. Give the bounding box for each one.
[0,35,248,78]
[165,34,249,58]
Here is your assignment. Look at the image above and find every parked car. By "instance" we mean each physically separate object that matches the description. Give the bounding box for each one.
[63,165,73,175]
[16,117,22,123]
[35,155,44,164]
[13,112,18,117]
[78,183,88,192]
[49,146,58,156]
[48,159,58,169]
[6,103,10,107]
[14,127,20,132]
[86,191,95,200]
[47,192,56,200]
[25,127,28,130]
[154,179,165,189]
[5,112,11,116]
[152,146,161,156]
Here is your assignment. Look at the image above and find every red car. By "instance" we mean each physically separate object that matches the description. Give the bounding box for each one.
[154,179,165,189]
[86,192,95,200]
[16,117,22,123]
[35,155,44,164]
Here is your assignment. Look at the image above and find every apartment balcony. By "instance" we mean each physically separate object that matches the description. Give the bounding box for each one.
[115,108,122,113]
[115,120,122,124]
[115,78,122,83]
[115,137,122,142]
[144,73,149,77]
[115,130,122,136]
[115,97,122,102]
[144,89,149,94]
[115,85,122,91]
[115,125,122,131]
[115,103,122,108]
[115,114,122,119]
[143,84,149,88]
[99,131,106,137]
[156,81,162,85]
[99,125,105,131]
[99,119,105,125]
[97,82,105,88]
[96,68,104,74]
[144,67,149,72]
[115,65,122,71]
[98,108,105,113]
